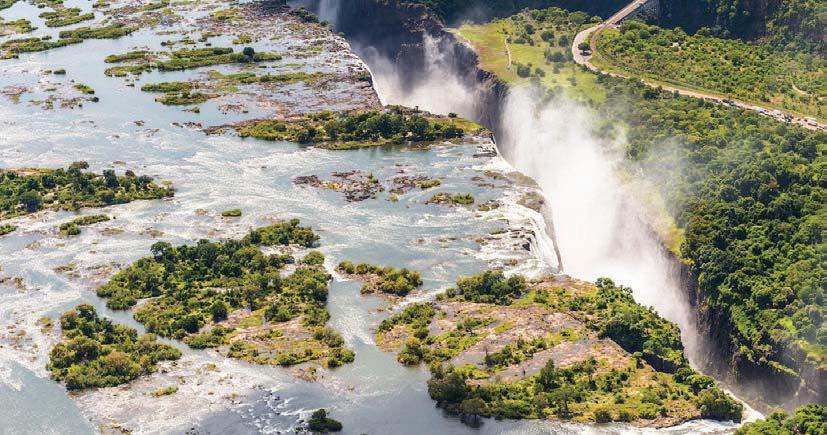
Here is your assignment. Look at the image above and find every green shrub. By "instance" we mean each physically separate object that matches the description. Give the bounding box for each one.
[696,388,743,422]
[307,408,342,432]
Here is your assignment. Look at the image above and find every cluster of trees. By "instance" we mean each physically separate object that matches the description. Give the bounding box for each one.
[735,404,826,435]
[308,108,465,143]
[0,163,173,219]
[444,270,527,305]
[238,108,466,146]
[593,278,687,372]
[48,304,181,390]
[598,20,824,117]
[336,261,423,296]
[378,303,436,337]
[97,219,314,314]
[93,222,352,368]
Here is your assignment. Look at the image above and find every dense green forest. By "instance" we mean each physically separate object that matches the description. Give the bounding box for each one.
[592,73,826,379]
[48,304,181,390]
[0,163,173,220]
[659,0,825,54]
[597,20,825,118]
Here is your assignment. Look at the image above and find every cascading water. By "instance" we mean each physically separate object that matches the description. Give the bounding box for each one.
[498,86,697,354]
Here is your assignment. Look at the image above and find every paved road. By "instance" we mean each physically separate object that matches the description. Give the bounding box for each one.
[570,2,825,132]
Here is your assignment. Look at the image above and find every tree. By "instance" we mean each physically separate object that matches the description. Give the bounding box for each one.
[550,384,576,417]
[242,46,255,57]
[69,161,89,170]
[307,408,343,432]
[581,357,597,386]
[103,169,119,188]
[428,368,467,405]
[696,388,743,422]
[210,301,228,322]
[578,42,591,52]
[459,398,487,427]
[19,190,43,212]
[536,359,559,391]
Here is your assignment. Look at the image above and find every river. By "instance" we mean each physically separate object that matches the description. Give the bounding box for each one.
[0,0,754,433]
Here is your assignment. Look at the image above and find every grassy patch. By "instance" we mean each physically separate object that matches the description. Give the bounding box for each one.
[39,8,94,28]
[427,192,475,206]
[454,7,604,102]
[152,386,178,397]
[73,83,95,95]
[0,18,36,34]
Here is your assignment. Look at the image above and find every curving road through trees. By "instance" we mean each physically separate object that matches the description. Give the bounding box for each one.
[571,1,825,131]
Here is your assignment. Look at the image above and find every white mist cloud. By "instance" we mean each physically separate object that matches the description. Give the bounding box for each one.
[500,86,697,355]
[360,34,482,119]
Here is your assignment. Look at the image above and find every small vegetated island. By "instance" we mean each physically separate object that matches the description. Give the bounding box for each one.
[377,271,742,426]
[337,261,423,297]
[0,163,173,235]
[48,304,181,390]
[1,23,136,59]
[59,214,110,236]
[93,220,354,369]
[232,106,482,149]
